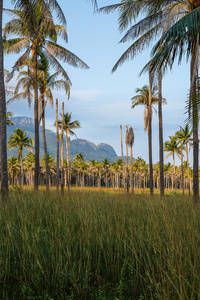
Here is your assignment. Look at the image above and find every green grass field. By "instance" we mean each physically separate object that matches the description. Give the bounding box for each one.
[0,189,200,299]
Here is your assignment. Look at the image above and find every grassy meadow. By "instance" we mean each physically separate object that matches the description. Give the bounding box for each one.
[0,188,200,299]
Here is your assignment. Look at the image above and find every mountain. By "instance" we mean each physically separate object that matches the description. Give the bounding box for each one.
[7,117,120,162]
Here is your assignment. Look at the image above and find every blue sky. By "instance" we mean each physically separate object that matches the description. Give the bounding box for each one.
[4,0,191,165]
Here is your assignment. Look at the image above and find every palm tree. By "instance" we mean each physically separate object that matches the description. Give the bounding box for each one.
[57,113,80,190]
[175,124,193,195]
[24,152,35,186]
[40,154,56,186]
[144,1,200,203]
[98,0,182,198]
[4,2,89,191]
[127,126,134,194]
[6,111,13,126]
[8,55,71,192]
[7,128,33,186]
[164,136,181,192]
[0,0,8,201]
[131,85,166,195]
[7,156,20,185]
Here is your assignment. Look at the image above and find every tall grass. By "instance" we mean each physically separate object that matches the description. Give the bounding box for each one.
[0,190,200,299]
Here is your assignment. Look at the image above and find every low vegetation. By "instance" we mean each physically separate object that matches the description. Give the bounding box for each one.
[0,189,199,299]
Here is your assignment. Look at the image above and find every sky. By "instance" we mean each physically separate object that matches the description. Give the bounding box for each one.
[4,0,191,165]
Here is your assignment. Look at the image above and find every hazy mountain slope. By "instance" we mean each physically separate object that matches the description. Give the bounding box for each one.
[7,117,120,162]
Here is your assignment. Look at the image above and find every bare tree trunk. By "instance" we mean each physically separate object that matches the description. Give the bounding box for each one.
[148,69,154,196]
[120,125,126,194]
[41,98,49,192]
[33,51,39,192]
[56,99,59,193]
[61,102,64,195]
[158,69,164,198]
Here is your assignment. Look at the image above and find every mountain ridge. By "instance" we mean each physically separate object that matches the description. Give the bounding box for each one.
[7,117,120,162]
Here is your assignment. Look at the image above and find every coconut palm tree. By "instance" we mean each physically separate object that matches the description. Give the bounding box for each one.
[0,0,8,201]
[131,85,166,195]
[4,2,89,191]
[7,55,71,191]
[57,113,80,189]
[98,0,185,198]
[24,152,35,186]
[7,128,33,186]
[164,136,181,192]
[7,156,20,185]
[144,1,200,203]
[175,124,193,195]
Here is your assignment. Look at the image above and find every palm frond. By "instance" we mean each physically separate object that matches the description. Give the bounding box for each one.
[120,11,162,43]
[45,41,89,69]
[4,38,30,54]
[54,25,68,43]
[112,24,162,73]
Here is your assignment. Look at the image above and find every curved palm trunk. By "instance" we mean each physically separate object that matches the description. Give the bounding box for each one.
[0,0,8,202]
[33,52,39,191]
[158,69,164,198]
[148,69,154,196]
[41,98,49,192]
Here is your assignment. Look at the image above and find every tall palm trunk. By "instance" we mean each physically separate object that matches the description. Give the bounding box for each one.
[69,136,71,190]
[148,69,154,196]
[130,144,134,195]
[65,132,70,190]
[173,153,177,192]
[56,99,59,193]
[191,39,199,205]
[41,97,49,192]
[33,51,39,191]
[181,143,184,195]
[61,102,64,195]
[125,128,129,194]
[158,69,164,198]
[20,148,23,186]
[0,0,8,201]
[186,143,190,195]
[120,125,126,194]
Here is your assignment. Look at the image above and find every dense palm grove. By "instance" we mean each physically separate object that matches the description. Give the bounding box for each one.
[0,0,200,202]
